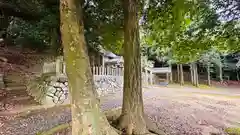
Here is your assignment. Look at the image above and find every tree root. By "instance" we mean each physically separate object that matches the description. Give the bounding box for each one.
[104,108,166,135]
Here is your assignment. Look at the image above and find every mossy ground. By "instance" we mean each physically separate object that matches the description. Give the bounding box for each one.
[225,127,240,135]
[36,123,71,135]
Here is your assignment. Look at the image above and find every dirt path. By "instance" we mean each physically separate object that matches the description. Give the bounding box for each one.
[1,86,240,135]
[103,86,240,135]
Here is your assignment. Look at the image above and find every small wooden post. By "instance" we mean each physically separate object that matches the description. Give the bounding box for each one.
[102,56,105,75]
[96,66,99,75]
[107,66,109,75]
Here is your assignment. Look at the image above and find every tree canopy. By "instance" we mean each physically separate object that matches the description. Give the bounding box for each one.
[140,0,240,67]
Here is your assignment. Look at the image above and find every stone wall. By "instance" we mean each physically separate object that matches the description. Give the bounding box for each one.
[42,75,69,105]
[29,73,123,105]
[27,73,69,105]
[94,75,123,96]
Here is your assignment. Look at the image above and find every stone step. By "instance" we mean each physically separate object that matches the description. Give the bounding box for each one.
[5,86,27,91]
[6,96,31,101]
[7,91,29,97]
[3,74,25,82]
[5,82,25,87]
[3,79,23,84]
[4,86,29,98]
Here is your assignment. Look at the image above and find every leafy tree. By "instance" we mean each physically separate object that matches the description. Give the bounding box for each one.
[199,48,223,84]
[116,0,151,134]
[142,0,225,86]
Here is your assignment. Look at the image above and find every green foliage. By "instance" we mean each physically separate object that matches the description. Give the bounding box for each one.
[142,0,232,64]
[141,55,154,67]
[83,0,124,54]
[5,0,124,54]
[7,3,59,51]
[5,0,240,58]
[214,21,240,52]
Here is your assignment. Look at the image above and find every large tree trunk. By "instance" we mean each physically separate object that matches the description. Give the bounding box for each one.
[117,0,148,134]
[60,1,118,135]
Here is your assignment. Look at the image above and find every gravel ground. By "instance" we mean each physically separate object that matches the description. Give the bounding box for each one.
[1,86,240,135]
[0,106,71,135]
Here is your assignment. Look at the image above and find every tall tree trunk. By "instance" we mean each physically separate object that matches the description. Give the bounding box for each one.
[193,63,199,87]
[177,64,180,83]
[219,62,223,82]
[237,69,239,81]
[118,0,148,134]
[190,64,194,85]
[195,65,199,87]
[207,63,211,86]
[169,64,173,83]
[192,63,197,86]
[60,1,118,135]
[180,64,184,85]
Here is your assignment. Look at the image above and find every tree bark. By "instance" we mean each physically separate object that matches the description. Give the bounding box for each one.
[219,62,223,82]
[169,64,173,83]
[237,69,239,81]
[193,63,199,87]
[60,0,118,135]
[177,64,180,83]
[190,64,194,85]
[117,0,149,134]
[207,63,211,86]
[195,65,199,87]
[180,64,184,85]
